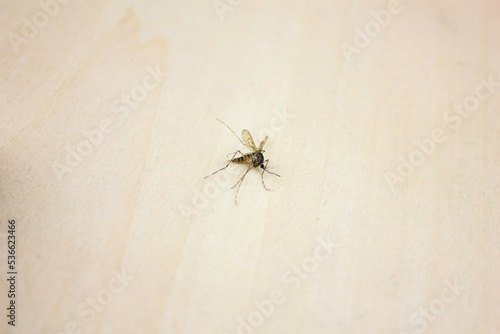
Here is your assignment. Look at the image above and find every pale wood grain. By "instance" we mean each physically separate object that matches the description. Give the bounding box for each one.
[1,1,499,333]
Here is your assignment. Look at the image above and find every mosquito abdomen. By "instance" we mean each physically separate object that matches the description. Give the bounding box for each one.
[232,154,253,164]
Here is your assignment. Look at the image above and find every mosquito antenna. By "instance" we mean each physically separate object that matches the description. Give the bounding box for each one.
[216,118,246,147]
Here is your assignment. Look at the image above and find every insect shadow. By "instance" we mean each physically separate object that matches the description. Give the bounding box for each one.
[204,118,281,205]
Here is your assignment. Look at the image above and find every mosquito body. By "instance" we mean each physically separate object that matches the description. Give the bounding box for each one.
[232,151,264,167]
[204,118,280,205]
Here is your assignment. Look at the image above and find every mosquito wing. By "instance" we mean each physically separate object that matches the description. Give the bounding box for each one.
[242,129,258,151]
[259,136,268,150]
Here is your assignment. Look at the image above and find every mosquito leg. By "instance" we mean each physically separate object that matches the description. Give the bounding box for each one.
[264,168,281,178]
[261,159,271,190]
[226,150,244,159]
[204,150,244,179]
[231,164,252,189]
[232,164,253,205]
[261,160,281,190]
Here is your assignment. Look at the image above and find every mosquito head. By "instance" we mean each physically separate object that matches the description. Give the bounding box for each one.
[260,164,265,169]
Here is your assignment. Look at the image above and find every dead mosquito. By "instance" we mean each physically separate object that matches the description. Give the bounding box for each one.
[204,118,281,205]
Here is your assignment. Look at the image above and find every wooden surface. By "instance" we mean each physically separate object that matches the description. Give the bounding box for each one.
[1,1,499,333]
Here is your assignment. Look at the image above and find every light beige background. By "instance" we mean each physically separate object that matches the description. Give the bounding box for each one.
[0,0,499,333]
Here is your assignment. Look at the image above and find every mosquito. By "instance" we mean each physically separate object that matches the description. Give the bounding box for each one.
[204,118,281,205]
